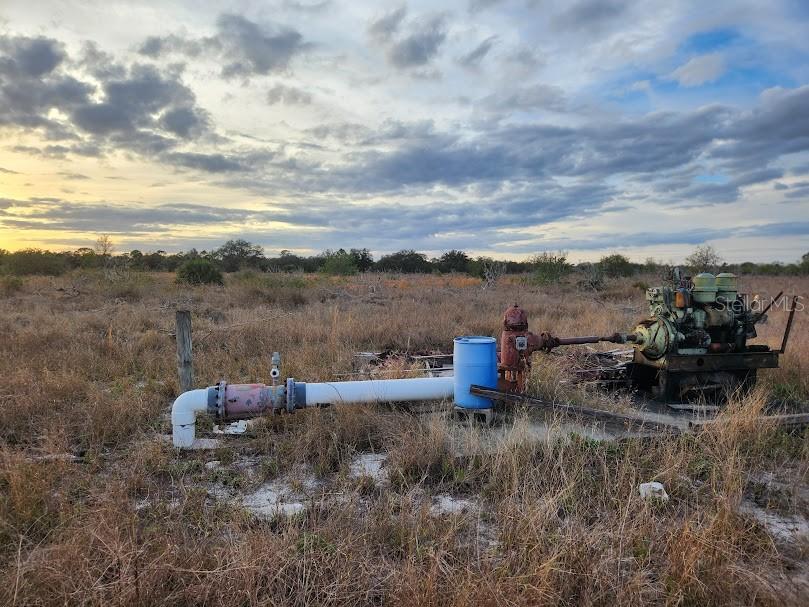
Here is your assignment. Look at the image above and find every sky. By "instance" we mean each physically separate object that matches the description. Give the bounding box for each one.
[1,0,808,263]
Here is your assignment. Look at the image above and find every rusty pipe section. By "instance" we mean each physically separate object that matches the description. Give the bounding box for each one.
[555,333,628,346]
[497,303,628,392]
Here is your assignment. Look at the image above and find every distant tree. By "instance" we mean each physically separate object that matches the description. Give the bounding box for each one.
[436,250,470,274]
[643,257,663,273]
[480,259,506,289]
[529,251,571,285]
[349,248,374,272]
[70,247,100,269]
[320,250,359,275]
[213,239,265,272]
[685,245,722,273]
[176,258,223,285]
[128,250,144,270]
[376,249,432,273]
[597,253,634,277]
[466,256,490,278]
[801,252,809,274]
[138,251,166,271]
[94,234,114,257]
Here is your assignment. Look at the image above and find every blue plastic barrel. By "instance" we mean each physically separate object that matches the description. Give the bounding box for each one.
[453,336,498,409]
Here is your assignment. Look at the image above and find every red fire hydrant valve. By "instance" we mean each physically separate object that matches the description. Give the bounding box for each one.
[498,304,552,392]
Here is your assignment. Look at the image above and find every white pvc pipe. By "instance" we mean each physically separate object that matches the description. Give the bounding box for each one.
[170,377,455,448]
[171,388,209,448]
[303,376,454,406]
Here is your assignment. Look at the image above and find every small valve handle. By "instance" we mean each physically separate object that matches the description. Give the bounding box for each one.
[270,351,281,386]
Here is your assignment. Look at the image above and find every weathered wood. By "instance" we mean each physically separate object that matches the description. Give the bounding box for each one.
[469,385,681,432]
[175,310,193,393]
[689,412,809,431]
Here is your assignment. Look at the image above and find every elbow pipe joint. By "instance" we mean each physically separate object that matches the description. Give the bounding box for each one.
[171,381,307,448]
[171,388,214,448]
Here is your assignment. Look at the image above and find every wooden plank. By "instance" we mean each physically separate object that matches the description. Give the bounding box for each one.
[175,310,194,393]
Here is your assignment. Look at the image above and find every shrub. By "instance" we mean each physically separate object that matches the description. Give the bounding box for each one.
[211,239,265,272]
[3,249,66,276]
[0,275,23,296]
[597,253,635,277]
[435,250,470,274]
[376,250,432,273]
[320,251,359,276]
[176,258,223,285]
[529,251,571,285]
[349,248,374,272]
[577,263,604,291]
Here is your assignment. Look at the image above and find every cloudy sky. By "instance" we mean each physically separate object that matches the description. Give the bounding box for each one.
[1,0,808,262]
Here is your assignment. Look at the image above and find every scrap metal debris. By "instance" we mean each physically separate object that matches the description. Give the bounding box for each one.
[337,350,453,379]
[561,347,634,386]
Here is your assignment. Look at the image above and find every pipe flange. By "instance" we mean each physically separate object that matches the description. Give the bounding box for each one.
[216,380,227,419]
[286,377,296,412]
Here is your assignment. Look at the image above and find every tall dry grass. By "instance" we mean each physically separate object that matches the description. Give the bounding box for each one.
[0,270,807,605]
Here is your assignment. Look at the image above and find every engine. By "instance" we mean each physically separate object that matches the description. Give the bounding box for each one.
[628,270,759,360]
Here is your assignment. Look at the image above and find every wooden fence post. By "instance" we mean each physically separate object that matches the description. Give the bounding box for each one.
[176,310,193,393]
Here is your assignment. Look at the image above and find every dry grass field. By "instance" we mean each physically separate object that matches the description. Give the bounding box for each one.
[1,270,808,606]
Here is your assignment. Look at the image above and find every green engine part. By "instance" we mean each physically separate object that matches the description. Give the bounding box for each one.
[691,272,718,304]
[715,272,738,302]
[630,316,678,360]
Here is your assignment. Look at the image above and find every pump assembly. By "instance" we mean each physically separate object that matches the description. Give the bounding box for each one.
[171,269,796,448]
[496,270,796,401]
[622,270,794,400]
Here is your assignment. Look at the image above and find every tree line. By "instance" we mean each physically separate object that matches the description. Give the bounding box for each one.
[1,239,808,282]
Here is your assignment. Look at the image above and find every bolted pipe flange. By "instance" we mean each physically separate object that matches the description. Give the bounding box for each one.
[286,377,296,412]
[216,380,227,419]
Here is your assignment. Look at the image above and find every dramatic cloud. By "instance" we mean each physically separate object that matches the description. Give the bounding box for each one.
[369,8,448,70]
[266,83,313,105]
[387,15,447,68]
[3,191,805,256]
[481,83,568,113]
[0,33,224,171]
[162,152,247,173]
[0,34,92,135]
[0,35,64,77]
[136,14,307,79]
[1,1,808,260]
[368,6,408,42]
[72,65,195,134]
[669,53,726,87]
[468,0,504,12]
[137,34,205,59]
[216,14,306,78]
[459,35,497,69]
[553,0,628,33]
